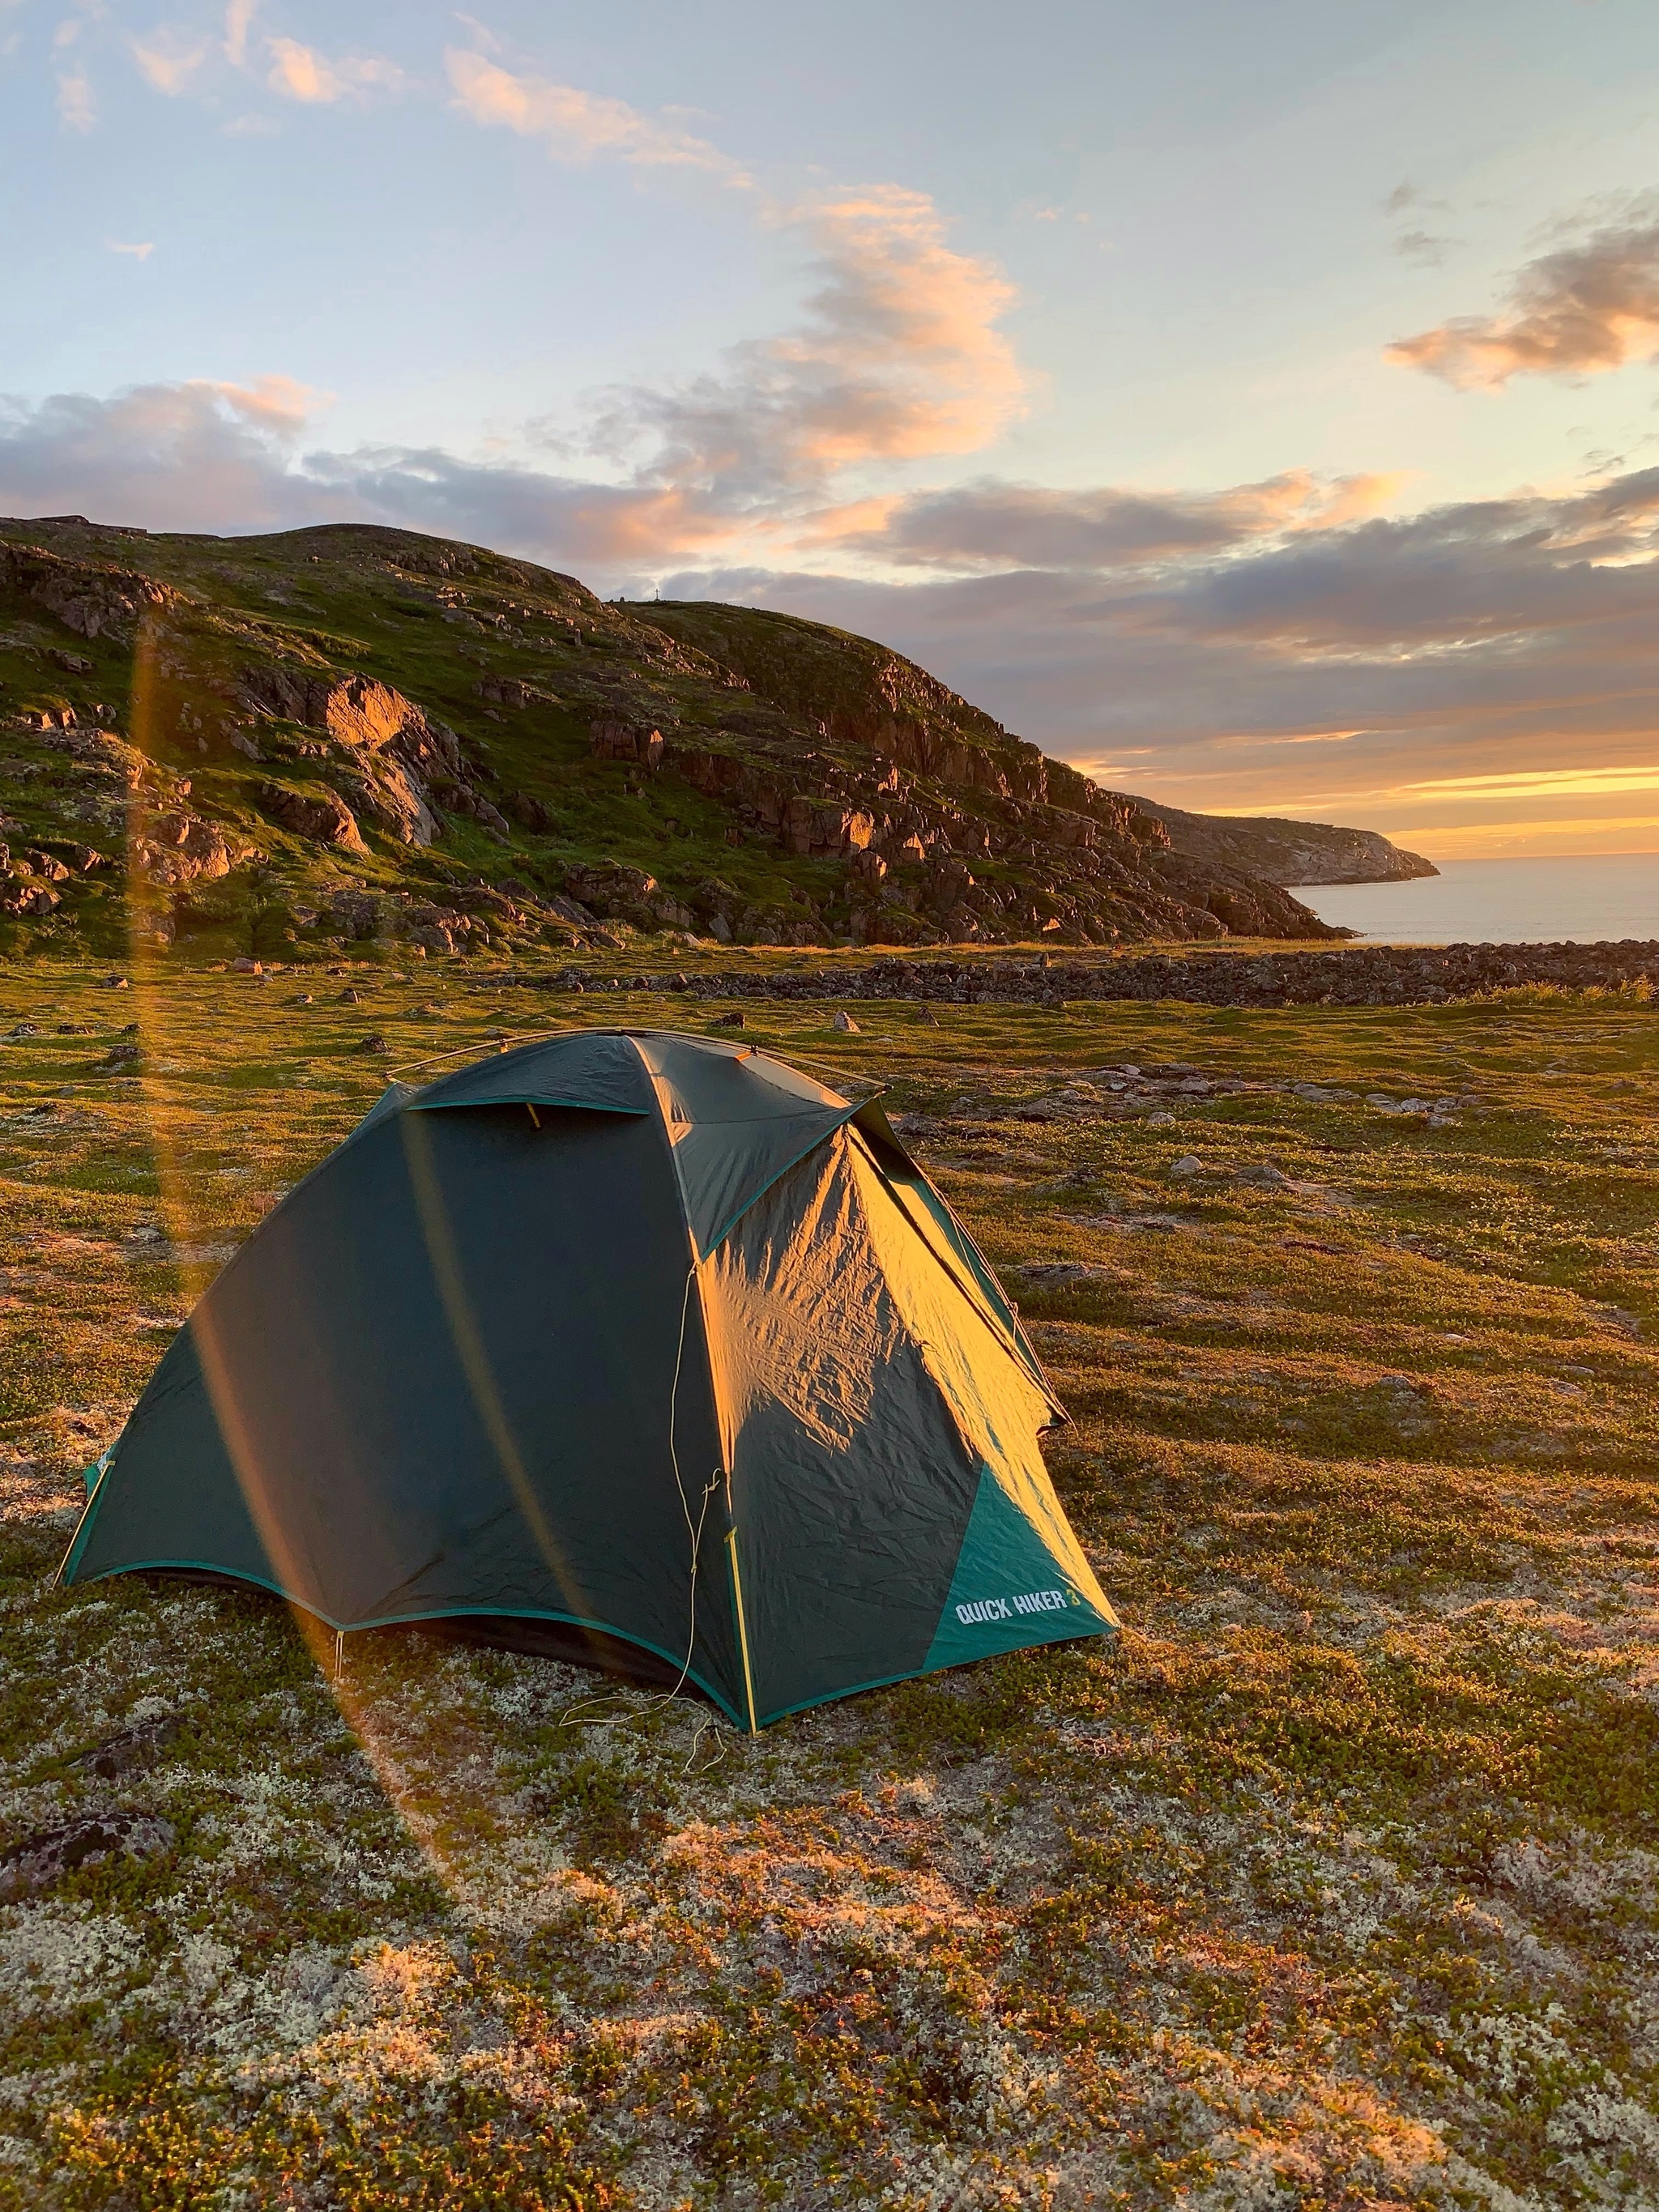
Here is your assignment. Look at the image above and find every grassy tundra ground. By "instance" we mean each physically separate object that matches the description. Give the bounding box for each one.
[2,955,1657,2210]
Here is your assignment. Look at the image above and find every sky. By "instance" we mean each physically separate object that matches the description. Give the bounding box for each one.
[5,2,1659,857]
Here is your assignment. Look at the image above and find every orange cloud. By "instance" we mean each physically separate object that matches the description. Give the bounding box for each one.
[444,50,748,182]
[130,31,210,96]
[450,57,1026,509]
[1388,204,1659,387]
[766,186,1026,467]
[267,37,404,105]
[224,0,258,70]
[54,18,94,131]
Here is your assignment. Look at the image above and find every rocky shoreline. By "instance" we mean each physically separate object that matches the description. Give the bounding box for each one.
[516,940,1659,1008]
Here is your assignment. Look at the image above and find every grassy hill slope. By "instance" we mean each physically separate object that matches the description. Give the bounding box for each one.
[0,517,1358,964]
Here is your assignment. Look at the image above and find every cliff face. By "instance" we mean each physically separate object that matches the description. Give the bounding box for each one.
[0,516,1356,960]
[1122,799,1437,886]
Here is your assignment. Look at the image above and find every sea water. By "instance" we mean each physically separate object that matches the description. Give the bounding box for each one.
[1292,854,1659,945]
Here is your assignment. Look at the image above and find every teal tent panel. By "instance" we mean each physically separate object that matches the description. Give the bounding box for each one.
[853,1112,1056,1406]
[349,1080,425,1142]
[412,1030,652,1115]
[923,1464,1117,1673]
[66,1100,742,1711]
[634,1035,859,1256]
[704,1135,986,1723]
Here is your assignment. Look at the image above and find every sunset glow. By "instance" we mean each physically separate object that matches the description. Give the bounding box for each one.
[4,2,1659,855]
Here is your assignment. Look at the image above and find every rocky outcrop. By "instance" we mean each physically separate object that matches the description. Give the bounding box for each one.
[238,667,474,846]
[590,718,664,766]
[562,860,695,932]
[1127,799,1437,886]
[0,872,61,918]
[638,608,1345,946]
[258,781,367,854]
[130,807,253,887]
[0,541,173,641]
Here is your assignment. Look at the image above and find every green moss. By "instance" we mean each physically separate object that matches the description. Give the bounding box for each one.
[2,971,1659,2205]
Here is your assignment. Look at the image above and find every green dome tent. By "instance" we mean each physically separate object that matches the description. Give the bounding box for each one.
[62,1030,1116,1728]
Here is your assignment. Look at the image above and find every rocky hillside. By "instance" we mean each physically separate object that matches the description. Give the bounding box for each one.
[1126,798,1436,887]
[0,516,1363,962]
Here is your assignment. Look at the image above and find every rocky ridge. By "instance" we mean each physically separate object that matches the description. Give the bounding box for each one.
[515,940,1659,1009]
[1124,799,1438,887]
[0,515,1422,961]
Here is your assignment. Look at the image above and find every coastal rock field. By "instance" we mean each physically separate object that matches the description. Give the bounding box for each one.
[2,955,1657,2207]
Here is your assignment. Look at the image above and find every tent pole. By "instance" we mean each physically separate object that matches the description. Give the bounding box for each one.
[724,1521,760,1735]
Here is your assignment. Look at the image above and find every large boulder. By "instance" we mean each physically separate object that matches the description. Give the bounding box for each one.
[238,667,472,846]
[258,782,368,854]
[130,809,253,887]
[590,718,664,766]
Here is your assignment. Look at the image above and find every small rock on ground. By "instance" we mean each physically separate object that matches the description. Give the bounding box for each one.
[68,1714,182,1780]
[0,1811,176,1901]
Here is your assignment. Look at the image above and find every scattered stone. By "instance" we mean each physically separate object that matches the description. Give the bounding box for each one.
[832,1011,860,1033]
[1146,1112,1175,1127]
[291,992,315,1006]
[1167,1155,1204,1178]
[356,1034,389,1055]
[232,957,262,975]
[1016,1262,1117,1287]
[101,974,129,990]
[0,1810,176,1901]
[713,1011,745,1029]
[1235,1161,1293,1187]
[339,987,362,1003]
[67,1713,182,1780]
[1063,1210,1186,1234]
[97,1043,141,1070]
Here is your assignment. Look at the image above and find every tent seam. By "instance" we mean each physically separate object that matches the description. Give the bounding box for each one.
[629,1035,744,1719]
